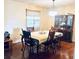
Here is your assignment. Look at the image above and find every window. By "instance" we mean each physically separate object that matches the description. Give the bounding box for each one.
[26,10,40,31]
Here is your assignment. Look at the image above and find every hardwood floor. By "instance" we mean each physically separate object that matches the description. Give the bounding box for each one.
[4,41,74,59]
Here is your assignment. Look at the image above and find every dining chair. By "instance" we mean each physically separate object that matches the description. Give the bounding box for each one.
[42,31,61,54]
[42,31,55,52]
[52,36,61,54]
[21,29,39,54]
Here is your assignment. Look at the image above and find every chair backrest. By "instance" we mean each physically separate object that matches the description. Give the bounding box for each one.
[27,27,34,32]
[48,31,55,40]
[22,29,31,45]
[22,29,31,38]
[21,29,39,46]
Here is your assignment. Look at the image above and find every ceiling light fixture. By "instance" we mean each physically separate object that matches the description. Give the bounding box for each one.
[48,0,58,16]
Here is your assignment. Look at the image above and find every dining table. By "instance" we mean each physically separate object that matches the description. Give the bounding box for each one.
[31,30,63,44]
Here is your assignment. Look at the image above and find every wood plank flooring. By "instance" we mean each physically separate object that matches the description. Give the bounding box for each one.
[4,41,74,59]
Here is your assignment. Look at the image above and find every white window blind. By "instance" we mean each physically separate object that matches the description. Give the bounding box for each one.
[26,10,40,31]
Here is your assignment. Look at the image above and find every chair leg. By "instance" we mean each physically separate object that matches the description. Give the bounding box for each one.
[29,46,31,54]
[37,45,39,54]
[45,46,48,52]
[44,46,46,52]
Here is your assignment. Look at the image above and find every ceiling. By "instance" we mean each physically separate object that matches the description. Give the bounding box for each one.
[13,0,75,8]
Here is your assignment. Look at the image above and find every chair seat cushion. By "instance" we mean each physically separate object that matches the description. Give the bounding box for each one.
[25,38,39,46]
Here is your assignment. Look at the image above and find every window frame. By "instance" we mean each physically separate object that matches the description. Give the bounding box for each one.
[26,9,40,31]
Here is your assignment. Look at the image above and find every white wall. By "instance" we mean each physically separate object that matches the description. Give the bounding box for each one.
[40,9,51,30]
[4,0,50,43]
[4,0,75,43]
[4,0,44,31]
[4,0,38,43]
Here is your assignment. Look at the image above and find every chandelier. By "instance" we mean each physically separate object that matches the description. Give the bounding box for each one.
[48,0,58,16]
